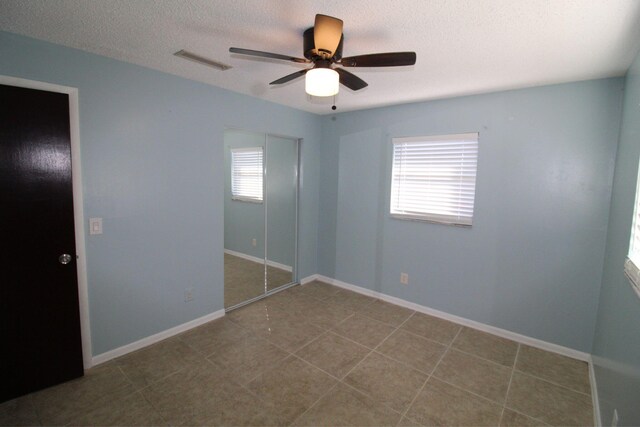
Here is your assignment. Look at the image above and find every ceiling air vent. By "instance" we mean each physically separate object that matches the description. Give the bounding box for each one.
[174,50,232,71]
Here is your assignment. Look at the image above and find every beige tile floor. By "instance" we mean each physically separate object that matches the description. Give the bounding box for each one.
[1,281,594,426]
[224,253,293,308]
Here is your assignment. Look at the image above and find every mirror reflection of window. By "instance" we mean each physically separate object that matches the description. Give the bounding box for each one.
[231,147,263,203]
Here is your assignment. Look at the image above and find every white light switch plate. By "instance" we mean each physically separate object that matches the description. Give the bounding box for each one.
[89,217,103,235]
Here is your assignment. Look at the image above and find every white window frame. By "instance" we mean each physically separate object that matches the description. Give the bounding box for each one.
[624,160,640,299]
[231,147,263,203]
[390,133,478,226]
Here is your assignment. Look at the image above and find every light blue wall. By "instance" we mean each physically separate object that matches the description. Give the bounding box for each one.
[592,52,640,426]
[0,31,321,355]
[319,79,624,352]
[265,135,297,269]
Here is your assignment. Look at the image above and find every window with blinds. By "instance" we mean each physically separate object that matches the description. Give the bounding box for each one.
[390,133,479,226]
[231,147,263,203]
[624,162,640,298]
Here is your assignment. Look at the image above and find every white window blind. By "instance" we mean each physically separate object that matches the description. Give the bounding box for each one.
[624,161,640,298]
[231,147,263,203]
[390,133,478,226]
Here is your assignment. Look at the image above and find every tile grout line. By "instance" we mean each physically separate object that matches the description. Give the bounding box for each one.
[288,305,408,425]
[214,285,588,424]
[288,341,409,424]
[227,293,560,425]
[306,286,593,399]
[503,407,552,426]
[117,353,209,394]
[287,381,341,426]
[448,345,517,369]
[279,326,331,355]
[499,343,520,423]
[396,311,450,425]
[233,284,591,426]
[393,321,454,346]
[226,316,313,358]
[227,296,375,389]
[352,300,416,327]
[229,288,594,406]
[295,317,421,403]
[229,298,367,425]
[329,315,397,350]
[429,375,511,407]
[295,308,417,425]
[115,362,135,387]
[337,310,420,424]
[339,380,407,418]
[511,369,593,397]
[136,388,171,427]
[311,308,511,425]
[236,372,287,413]
[338,308,414,379]
[398,325,463,424]
[230,340,297,387]
[369,348,435,378]
[289,328,333,356]
[204,328,293,406]
[196,309,301,388]
[185,319,304,417]
[390,331,519,410]
[363,316,458,378]
[289,351,343,382]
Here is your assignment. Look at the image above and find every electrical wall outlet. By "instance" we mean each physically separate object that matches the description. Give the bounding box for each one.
[400,273,409,285]
[612,409,619,427]
[89,217,103,235]
[184,287,194,302]
[252,238,257,247]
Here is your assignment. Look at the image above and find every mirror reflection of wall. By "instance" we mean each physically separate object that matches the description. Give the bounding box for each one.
[265,135,297,291]
[223,129,298,309]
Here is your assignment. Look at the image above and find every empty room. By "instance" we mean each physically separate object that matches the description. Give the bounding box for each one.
[1,1,640,426]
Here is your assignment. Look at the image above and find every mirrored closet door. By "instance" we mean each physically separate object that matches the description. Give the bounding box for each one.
[223,129,299,309]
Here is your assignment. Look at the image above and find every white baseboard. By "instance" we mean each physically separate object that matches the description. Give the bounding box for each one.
[224,248,292,272]
[300,274,321,284]
[589,356,602,427]
[314,274,591,362]
[91,309,225,366]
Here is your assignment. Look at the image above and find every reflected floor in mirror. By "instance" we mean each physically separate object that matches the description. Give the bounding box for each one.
[224,253,292,308]
[0,281,594,426]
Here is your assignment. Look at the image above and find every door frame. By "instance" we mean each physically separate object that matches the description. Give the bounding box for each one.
[1,75,92,369]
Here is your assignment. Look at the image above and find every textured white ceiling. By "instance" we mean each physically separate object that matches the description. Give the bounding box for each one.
[1,0,640,114]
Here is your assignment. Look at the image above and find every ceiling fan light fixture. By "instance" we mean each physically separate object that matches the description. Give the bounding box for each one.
[305,68,339,97]
[231,14,416,98]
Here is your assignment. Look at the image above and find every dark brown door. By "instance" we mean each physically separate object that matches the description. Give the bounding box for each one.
[0,84,84,402]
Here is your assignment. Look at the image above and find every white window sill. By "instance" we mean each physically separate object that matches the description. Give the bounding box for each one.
[390,213,472,227]
[231,196,263,204]
[623,258,640,299]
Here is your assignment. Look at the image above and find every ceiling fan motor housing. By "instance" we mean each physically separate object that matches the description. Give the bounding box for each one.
[303,27,343,61]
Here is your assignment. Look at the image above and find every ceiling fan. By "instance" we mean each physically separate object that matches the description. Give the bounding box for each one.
[229,14,417,97]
